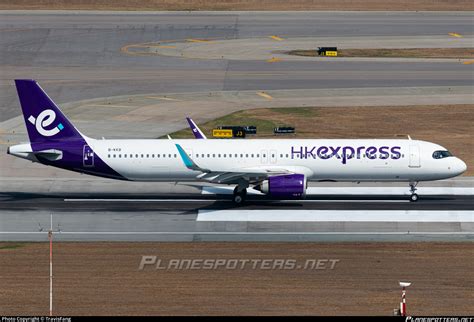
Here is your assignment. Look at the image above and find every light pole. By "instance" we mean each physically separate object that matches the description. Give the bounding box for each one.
[399,281,411,316]
[49,213,53,317]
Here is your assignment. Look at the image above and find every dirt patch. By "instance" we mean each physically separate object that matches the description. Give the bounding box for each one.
[169,105,474,175]
[0,242,472,315]
[288,48,474,59]
[0,0,473,11]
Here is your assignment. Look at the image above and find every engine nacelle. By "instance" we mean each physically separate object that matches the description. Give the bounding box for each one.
[255,174,307,198]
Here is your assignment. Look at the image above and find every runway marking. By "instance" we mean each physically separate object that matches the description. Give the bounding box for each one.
[448,32,462,38]
[197,210,474,222]
[145,96,181,101]
[0,231,472,235]
[186,38,214,43]
[266,57,282,63]
[269,35,284,41]
[63,198,408,203]
[256,91,273,100]
[64,199,221,202]
[463,60,474,65]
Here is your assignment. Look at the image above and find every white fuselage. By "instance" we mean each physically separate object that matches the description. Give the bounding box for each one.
[87,138,466,182]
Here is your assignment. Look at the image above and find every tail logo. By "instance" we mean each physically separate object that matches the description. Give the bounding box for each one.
[28,109,64,137]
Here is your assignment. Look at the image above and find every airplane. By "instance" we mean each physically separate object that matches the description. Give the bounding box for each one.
[7,79,467,204]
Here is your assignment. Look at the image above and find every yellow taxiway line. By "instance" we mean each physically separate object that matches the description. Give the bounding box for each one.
[256,91,273,100]
[186,38,214,43]
[448,32,462,38]
[266,57,282,63]
[269,35,284,41]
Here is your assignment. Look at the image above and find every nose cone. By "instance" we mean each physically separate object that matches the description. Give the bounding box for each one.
[455,158,467,176]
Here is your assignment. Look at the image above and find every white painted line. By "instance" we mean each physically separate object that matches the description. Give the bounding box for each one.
[0,231,472,235]
[64,199,224,202]
[63,198,407,203]
[197,210,474,222]
[202,186,474,196]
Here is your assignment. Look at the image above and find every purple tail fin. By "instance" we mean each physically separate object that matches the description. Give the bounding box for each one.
[15,79,83,143]
[186,117,207,139]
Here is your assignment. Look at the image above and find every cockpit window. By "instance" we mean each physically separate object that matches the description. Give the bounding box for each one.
[432,150,453,159]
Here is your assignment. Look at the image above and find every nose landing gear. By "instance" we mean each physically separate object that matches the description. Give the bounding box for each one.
[409,182,419,202]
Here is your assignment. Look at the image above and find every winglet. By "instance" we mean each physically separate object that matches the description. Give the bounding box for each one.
[186,117,207,139]
[175,144,209,172]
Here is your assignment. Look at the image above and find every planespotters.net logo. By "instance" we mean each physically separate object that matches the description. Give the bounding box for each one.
[28,109,64,137]
[138,256,340,271]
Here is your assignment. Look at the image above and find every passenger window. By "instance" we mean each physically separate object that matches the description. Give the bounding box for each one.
[113,154,116,158]
[108,154,110,158]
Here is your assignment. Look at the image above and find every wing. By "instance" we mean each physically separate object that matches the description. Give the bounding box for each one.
[175,143,298,184]
[195,168,292,184]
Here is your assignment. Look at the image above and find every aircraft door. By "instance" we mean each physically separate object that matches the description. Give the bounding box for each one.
[409,144,421,168]
[83,145,95,167]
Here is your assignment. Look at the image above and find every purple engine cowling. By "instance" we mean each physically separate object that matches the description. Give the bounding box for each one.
[255,174,307,198]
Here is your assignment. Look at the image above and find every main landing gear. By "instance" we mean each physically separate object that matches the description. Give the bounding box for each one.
[409,182,419,202]
[233,180,249,205]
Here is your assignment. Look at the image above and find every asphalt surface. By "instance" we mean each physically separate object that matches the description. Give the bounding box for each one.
[1,11,473,121]
[1,192,473,211]
[0,192,472,242]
